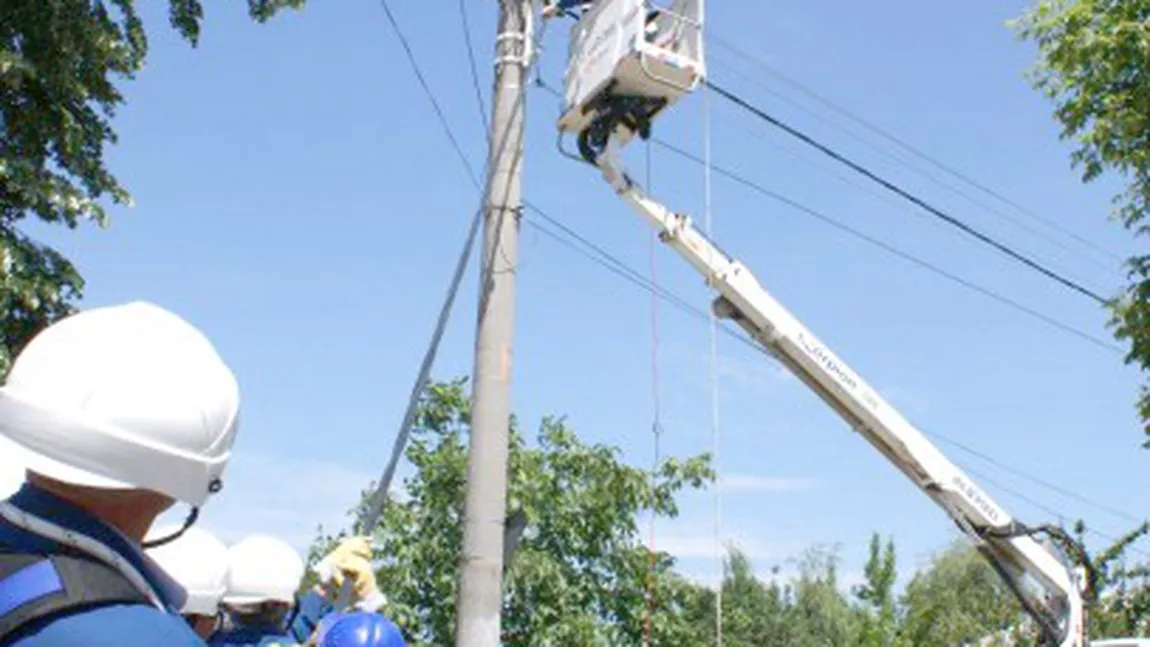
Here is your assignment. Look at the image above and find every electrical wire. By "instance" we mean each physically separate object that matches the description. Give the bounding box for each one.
[651,138,1121,354]
[521,202,1147,559]
[708,33,1124,265]
[379,0,480,191]
[705,80,1111,306]
[929,431,1145,525]
[531,77,1117,354]
[458,0,489,135]
[960,463,1150,559]
[362,0,542,530]
[706,54,1119,279]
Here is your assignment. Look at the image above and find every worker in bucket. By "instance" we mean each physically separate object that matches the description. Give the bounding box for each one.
[311,611,406,647]
[0,301,241,646]
[145,524,230,639]
[211,534,385,646]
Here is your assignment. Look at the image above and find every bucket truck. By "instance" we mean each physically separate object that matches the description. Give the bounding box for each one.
[548,1,1105,645]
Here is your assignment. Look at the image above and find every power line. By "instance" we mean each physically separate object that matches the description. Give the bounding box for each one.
[379,0,480,190]
[364,0,543,530]
[708,34,1124,265]
[930,430,1144,526]
[705,80,1111,306]
[651,138,1121,354]
[960,462,1150,559]
[707,56,1118,280]
[457,0,488,135]
[523,199,1144,558]
[522,201,782,361]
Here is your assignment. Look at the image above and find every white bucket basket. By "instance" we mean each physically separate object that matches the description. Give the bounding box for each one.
[558,0,705,137]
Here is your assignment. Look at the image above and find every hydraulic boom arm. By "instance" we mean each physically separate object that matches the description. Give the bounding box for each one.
[579,131,1088,646]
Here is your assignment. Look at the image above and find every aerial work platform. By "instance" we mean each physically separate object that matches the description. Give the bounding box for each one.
[557,0,705,148]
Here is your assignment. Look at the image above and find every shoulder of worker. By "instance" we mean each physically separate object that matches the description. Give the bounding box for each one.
[6,602,207,646]
[0,485,192,642]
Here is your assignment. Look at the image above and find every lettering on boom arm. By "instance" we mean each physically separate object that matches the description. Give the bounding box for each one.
[795,331,879,411]
[951,473,1003,526]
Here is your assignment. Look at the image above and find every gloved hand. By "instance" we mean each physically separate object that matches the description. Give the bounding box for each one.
[314,536,372,588]
[332,554,386,612]
[313,536,385,612]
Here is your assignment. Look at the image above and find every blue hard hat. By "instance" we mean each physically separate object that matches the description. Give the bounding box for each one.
[316,612,407,647]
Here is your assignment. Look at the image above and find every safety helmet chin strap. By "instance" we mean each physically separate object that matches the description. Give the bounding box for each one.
[142,507,199,550]
[142,477,222,550]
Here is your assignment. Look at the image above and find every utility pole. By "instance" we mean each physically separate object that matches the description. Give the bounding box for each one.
[455,1,530,645]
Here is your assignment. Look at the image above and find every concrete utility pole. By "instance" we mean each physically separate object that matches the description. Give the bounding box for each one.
[455,1,530,645]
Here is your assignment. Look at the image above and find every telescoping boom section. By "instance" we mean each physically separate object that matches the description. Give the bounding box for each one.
[586,142,1088,646]
[550,3,1089,643]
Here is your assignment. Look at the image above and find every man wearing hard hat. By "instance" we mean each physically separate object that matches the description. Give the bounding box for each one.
[0,302,241,645]
[145,524,231,639]
[211,534,387,647]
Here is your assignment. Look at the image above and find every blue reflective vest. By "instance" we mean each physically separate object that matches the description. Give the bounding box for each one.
[0,484,204,646]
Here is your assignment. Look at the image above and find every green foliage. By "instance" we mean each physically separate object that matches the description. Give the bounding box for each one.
[897,541,1024,646]
[788,547,860,646]
[854,533,898,647]
[1012,0,1150,444]
[308,379,1150,645]
[0,0,305,376]
[1079,521,1150,639]
[314,379,714,646]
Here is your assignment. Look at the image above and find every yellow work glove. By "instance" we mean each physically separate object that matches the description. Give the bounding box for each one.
[313,535,371,590]
[328,536,373,563]
[312,536,385,612]
[330,554,386,612]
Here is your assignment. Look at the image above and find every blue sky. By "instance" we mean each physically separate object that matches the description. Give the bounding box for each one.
[27,0,1148,589]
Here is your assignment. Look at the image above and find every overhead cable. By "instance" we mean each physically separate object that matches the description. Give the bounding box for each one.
[651,138,1122,354]
[709,33,1123,265]
[705,80,1111,306]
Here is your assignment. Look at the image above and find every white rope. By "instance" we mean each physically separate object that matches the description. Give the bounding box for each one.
[642,138,663,647]
[703,65,724,647]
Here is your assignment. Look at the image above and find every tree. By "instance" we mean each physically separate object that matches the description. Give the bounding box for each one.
[0,0,304,375]
[898,541,1022,646]
[853,533,898,647]
[1012,1,1150,445]
[787,546,860,646]
[312,379,713,646]
[687,547,795,647]
[1075,521,1150,639]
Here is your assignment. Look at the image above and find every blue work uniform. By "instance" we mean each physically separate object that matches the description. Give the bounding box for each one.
[209,590,331,647]
[0,483,203,646]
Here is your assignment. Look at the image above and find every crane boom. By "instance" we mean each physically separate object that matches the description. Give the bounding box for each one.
[545,1,1090,641]
[580,133,1088,646]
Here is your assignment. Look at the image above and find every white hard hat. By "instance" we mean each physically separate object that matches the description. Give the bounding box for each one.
[145,524,229,616]
[0,301,240,507]
[223,534,304,605]
[0,435,29,498]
